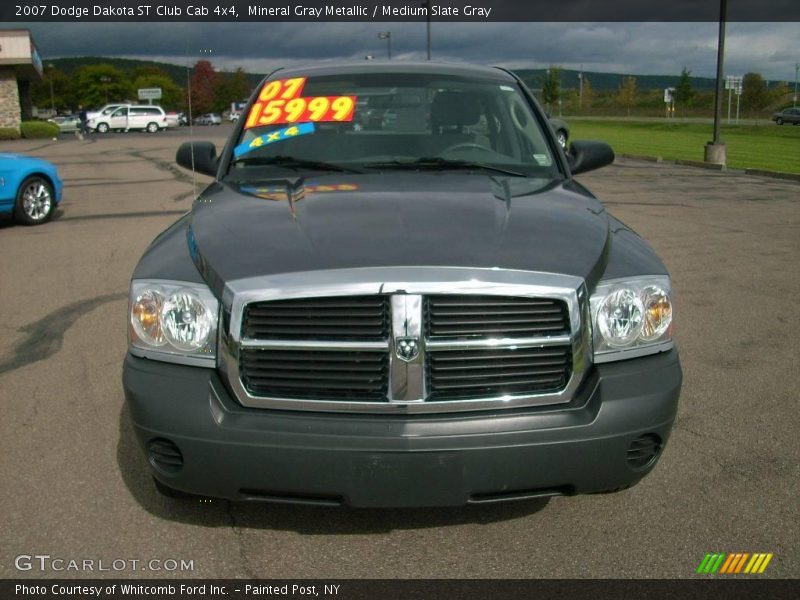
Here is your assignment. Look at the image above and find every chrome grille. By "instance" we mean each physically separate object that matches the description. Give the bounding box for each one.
[425,295,569,338]
[240,348,388,401]
[243,296,389,341]
[427,346,572,400]
[222,267,589,414]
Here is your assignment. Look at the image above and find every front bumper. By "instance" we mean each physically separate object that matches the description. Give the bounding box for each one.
[123,349,681,507]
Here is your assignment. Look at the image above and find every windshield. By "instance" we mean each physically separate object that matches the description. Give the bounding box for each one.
[227,72,561,179]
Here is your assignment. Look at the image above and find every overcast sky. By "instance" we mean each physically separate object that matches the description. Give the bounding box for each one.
[15,21,800,82]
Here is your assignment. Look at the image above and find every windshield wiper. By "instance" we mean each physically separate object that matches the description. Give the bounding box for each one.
[362,157,526,177]
[231,155,364,174]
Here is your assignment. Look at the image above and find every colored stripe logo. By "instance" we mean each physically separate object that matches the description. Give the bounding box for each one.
[696,553,773,574]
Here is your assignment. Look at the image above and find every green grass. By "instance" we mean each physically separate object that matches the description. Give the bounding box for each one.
[568,120,800,174]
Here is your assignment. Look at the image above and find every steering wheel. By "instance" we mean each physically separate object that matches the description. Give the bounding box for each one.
[442,142,493,154]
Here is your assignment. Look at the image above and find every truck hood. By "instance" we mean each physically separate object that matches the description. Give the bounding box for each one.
[188,173,611,292]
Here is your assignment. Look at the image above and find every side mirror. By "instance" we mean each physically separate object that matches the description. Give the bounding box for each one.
[568,140,615,175]
[176,141,218,177]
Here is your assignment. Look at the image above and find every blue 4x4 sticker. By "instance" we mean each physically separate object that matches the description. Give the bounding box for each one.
[233,122,316,158]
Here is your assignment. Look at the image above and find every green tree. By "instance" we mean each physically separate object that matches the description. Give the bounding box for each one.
[742,72,768,113]
[31,66,74,113]
[618,76,637,116]
[541,67,561,112]
[213,68,251,112]
[675,67,695,113]
[767,82,791,109]
[72,64,131,108]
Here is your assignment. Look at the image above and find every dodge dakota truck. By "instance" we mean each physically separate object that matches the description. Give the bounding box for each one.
[123,62,681,507]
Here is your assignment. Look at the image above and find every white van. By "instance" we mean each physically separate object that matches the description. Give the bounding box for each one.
[88,105,168,133]
[86,103,127,121]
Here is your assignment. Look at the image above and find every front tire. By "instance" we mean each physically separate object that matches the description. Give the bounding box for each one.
[97,122,109,133]
[146,122,159,133]
[776,117,783,125]
[15,176,55,225]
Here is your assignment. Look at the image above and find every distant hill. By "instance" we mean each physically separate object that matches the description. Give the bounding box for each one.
[513,68,718,92]
[47,57,789,93]
[47,56,266,87]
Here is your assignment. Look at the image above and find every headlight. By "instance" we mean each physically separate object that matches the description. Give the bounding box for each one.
[590,276,673,363]
[129,280,218,367]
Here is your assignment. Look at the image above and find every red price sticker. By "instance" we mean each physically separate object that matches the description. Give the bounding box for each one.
[245,77,357,128]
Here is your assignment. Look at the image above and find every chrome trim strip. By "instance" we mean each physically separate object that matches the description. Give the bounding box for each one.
[426,334,572,351]
[128,347,216,368]
[594,340,674,364]
[388,294,426,403]
[240,339,388,351]
[218,267,590,414]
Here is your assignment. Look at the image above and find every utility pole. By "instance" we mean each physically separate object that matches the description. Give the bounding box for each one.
[378,32,391,59]
[794,63,799,108]
[421,1,431,59]
[705,0,727,166]
[578,65,583,108]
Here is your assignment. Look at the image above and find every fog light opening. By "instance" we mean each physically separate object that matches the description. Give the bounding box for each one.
[147,438,184,474]
[627,434,662,470]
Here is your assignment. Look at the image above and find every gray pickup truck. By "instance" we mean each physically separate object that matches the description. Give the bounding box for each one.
[123,62,681,507]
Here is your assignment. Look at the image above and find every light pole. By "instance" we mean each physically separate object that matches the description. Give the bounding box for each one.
[47,63,55,114]
[99,76,111,104]
[794,62,799,108]
[705,0,727,166]
[378,31,391,60]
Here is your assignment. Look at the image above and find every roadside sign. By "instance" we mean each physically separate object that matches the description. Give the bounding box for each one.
[725,76,743,124]
[138,88,162,101]
[664,87,676,119]
[725,76,742,92]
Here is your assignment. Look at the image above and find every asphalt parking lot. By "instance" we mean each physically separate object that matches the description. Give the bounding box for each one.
[0,128,797,579]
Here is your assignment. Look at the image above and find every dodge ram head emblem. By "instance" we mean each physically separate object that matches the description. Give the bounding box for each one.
[395,337,420,362]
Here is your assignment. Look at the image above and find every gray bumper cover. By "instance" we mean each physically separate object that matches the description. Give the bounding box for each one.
[123,349,681,507]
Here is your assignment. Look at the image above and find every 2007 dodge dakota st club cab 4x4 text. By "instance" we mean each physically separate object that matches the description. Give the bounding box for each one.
[123,63,682,507]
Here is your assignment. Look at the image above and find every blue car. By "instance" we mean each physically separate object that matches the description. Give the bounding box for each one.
[0,153,63,224]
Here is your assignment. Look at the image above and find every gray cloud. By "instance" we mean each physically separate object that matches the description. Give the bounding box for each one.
[17,21,800,81]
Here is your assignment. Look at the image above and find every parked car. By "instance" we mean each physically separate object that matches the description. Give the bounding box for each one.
[229,112,240,122]
[0,153,63,225]
[48,115,81,134]
[88,105,168,133]
[772,107,800,125]
[194,113,222,126]
[547,114,570,149]
[124,62,681,507]
[165,112,181,128]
